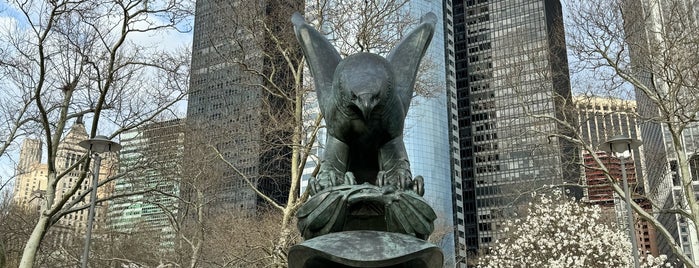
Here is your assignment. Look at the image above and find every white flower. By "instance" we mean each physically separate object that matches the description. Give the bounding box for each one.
[476,190,668,268]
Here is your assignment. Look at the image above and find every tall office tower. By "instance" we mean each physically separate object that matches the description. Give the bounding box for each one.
[17,138,42,175]
[452,0,575,262]
[187,0,301,210]
[13,138,47,209]
[623,0,699,262]
[575,96,643,186]
[401,1,461,266]
[575,96,659,257]
[108,119,184,249]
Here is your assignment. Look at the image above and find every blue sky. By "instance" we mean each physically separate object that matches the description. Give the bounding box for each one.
[0,1,193,195]
[0,0,632,196]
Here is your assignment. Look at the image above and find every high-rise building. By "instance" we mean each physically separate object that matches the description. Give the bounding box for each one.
[452,0,575,263]
[401,1,461,266]
[17,138,42,176]
[623,0,699,262]
[575,96,643,187]
[108,119,184,249]
[187,0,301,210]
[13,138,46,209]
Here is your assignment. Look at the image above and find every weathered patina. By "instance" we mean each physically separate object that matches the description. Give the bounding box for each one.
[288,12,444,268]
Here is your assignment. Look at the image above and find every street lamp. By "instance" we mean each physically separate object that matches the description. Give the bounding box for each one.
[78,135,121,268]
[601,135,643,268]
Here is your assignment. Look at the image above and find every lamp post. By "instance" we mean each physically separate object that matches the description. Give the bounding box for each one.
[601,135,642,268]
[78,135,121,268]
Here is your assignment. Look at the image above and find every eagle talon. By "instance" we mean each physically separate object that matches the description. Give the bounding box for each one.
[344,172,357,185]
[309,168,346,195]
[413,176,425,196]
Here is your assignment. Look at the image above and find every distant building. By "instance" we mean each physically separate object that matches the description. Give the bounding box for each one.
[12,118,117,240]
[452,0,576,263]
[108,119,184,249]
[575,96,659,257]
[400,2,461,266]
[575,96,644,196]
[13,138,45,209]
[16,138,41,176]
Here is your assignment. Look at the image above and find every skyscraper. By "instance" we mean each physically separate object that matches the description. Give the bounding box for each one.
[401,1,461,266]
[13,138,45,209]
[108,119,184,249]
[623,0,699,262]
[452,0,575,262]
[575,96,643,185]
[16,138,41,176]
[187,0,301,210]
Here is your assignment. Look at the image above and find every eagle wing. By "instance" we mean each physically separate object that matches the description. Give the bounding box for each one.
[292,13,342,116]
[386,12,437,114]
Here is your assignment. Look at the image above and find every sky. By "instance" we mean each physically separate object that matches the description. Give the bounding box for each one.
[0,0,631,196]
[0,1,194,195]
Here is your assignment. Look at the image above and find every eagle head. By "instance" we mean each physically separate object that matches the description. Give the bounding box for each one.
[334,53,393,120]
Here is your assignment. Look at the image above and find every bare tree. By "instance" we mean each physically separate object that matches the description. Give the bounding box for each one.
[0,193,37,267]
[481,0,699,265]
[562,0,699,266]
[0,0,193,267]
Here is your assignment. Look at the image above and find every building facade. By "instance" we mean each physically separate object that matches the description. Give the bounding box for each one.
[574,96,658,257]
[187,0,301,210]
[623,0,699,262]
[452,0,575,263]
[13,138,45,209]
[12,118,117,240]
[401,1,462,266]
[108,119,184,249]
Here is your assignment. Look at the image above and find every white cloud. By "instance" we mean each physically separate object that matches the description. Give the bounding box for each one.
[0,15,19,34]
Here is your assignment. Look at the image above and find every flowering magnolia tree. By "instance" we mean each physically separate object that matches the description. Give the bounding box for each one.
[477,191,669,268]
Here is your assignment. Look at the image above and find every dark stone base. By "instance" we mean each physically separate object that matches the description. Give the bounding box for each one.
[288,230,443,268]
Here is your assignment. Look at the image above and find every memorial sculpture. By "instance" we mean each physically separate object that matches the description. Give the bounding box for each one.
[289,12,444,268]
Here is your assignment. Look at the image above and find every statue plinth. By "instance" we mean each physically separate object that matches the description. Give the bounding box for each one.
[288,230,443,268]
[297,184,437,240]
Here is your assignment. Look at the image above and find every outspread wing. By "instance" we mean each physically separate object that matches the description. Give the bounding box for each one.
[292,13,341,116]
[386,12,437,113]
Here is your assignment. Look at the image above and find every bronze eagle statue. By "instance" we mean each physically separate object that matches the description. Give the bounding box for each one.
[292,12,437,196]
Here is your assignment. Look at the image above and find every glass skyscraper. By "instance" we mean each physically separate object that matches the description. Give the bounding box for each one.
[401,1,461,267]
[452,0,575,264]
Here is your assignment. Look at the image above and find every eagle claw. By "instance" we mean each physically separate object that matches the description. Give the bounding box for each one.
[309,169,357,195]
[376,169,424,196]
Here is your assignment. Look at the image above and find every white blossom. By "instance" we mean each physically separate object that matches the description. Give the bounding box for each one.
[477,190,668,268]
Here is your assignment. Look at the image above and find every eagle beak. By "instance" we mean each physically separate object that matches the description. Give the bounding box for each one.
[356,94,375,120]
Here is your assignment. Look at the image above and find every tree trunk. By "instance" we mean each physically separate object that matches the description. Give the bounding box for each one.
[189,190,205,268]
[18,214,49,268]
[273,208,294,268]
